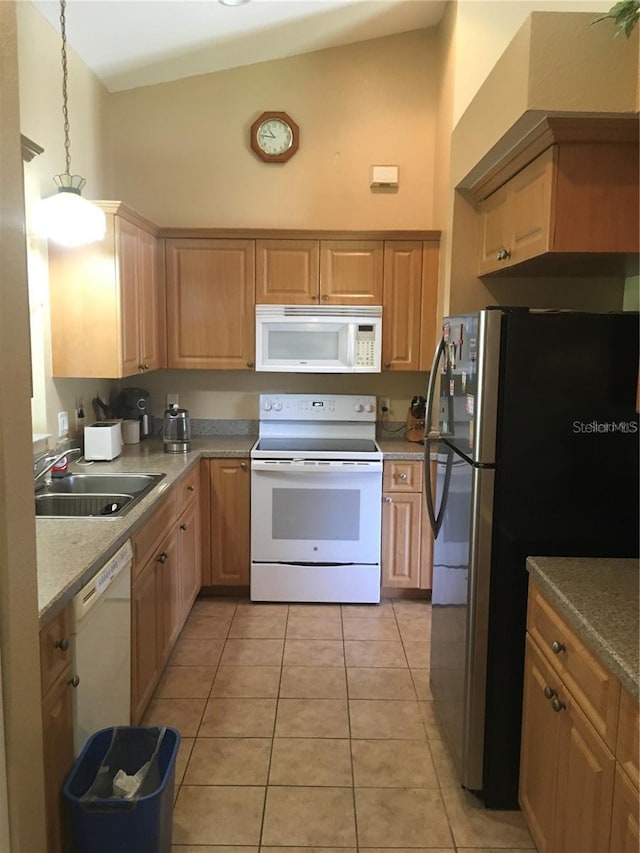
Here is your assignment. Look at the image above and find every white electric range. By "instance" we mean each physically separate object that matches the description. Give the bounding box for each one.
[250,394,383,603]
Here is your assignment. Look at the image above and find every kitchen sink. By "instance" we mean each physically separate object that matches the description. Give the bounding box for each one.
[35,472,165,518]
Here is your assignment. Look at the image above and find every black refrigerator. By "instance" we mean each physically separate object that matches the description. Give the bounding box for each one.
[424,307,639,809]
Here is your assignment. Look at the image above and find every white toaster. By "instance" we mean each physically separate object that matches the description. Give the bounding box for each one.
[84,421,123,461]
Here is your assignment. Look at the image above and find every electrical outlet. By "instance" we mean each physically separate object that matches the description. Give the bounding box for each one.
[167,393,179,407]
[57,411,69,437]
[379,396,390,415]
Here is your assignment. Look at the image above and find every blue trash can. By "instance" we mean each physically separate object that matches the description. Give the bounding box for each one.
[63,726,180,853]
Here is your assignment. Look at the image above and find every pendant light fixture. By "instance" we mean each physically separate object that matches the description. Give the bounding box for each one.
[35,0,106,247]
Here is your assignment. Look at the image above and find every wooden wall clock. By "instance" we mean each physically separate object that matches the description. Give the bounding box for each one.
[250,111,299,163]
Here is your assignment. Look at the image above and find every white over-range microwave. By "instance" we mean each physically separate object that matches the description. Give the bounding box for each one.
[255,305,382,373]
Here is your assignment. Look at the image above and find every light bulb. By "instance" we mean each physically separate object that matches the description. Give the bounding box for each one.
[35,189,106,247]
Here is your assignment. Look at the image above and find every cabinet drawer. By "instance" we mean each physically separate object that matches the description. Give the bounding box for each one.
[616,685,639,789]
[177,464,200,514]
[132,490,177,580]
[527,582,620,750]
[40,606,72,696]
[383,460,423,493]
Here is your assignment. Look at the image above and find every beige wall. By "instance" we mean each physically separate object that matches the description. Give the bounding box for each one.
[0,3,47,849]
[17,1,113,444]
[452,0,611,125]
[107,30,439,229]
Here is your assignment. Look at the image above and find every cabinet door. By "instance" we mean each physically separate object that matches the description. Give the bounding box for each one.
[519,635,562,853]
[117,216,141,377]
[131,561,160,724]
[381,491,422,589]
[553,679,615,853]
[610,765,640,853]
[138,226,164,372]
[478,183,512,276]
[209,459,250,585]
[158,530,182,663]
[509,147,554,266]
[256,239,319,303]
[178,497,201,625]
[382,241,423,371]
[166,239,255,369]
[41,666,75,853]
[319,240,383,304]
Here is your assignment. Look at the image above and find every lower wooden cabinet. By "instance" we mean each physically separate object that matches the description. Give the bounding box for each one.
[40,607,76,853]
[131,466,202,723]
[381,460,434,591]
[520,581,637,853]
[610,765,640,853]
[203,458,250,587]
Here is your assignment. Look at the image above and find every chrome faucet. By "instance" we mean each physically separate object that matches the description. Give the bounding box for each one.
[33,447,82,487]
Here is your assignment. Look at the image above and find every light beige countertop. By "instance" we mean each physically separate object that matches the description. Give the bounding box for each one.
[37,435,426,622]
[377,438,425,459]
[526,556,639,699]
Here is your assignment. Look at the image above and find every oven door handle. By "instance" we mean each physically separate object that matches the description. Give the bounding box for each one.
[251,460,383,473]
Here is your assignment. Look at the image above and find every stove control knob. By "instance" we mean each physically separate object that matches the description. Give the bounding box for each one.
[354,403,364,412]
[263,401,272,412]
[365,403,375,413]
[273,402,283,412]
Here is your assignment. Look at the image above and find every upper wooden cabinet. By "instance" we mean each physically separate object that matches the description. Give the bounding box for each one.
[478,137,639,276]
[255,238,383,305]
[49,202,164,378]
[165,238,255,370]
[382,240,439,372]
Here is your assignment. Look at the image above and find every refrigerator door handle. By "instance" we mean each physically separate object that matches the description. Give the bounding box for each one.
[424,335,445,437]
[425,440,453,539]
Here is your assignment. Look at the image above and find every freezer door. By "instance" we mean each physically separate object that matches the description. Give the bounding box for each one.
[429,442,495,794]
[438,311,501,464]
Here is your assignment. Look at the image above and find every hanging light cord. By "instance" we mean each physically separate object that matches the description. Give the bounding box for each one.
[59,0,72,176]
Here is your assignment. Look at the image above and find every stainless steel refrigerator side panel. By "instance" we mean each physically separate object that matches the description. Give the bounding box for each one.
[472,310,502,465]
[462,463,496,792]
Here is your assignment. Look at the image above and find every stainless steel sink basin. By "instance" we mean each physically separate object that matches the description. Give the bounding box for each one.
[35,472,165,518]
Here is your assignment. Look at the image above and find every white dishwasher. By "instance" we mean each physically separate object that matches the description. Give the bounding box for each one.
[71,539,133,756]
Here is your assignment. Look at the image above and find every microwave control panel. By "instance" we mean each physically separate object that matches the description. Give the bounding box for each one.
[356,326,376,367]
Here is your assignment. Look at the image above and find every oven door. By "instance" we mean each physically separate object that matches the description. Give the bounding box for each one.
[251,459,382,564]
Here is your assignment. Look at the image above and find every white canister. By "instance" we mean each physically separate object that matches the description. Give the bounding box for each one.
[122,419,141,445]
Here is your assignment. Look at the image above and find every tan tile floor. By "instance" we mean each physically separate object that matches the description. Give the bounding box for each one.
[143,597,536,852]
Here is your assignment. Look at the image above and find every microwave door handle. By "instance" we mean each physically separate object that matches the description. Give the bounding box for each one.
[347,325,356,368]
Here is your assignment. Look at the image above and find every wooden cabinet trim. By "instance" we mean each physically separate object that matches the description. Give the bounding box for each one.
[383,460,423,493]
[131,490,177,580]
[616,685,639,790]
[160,227,441,240]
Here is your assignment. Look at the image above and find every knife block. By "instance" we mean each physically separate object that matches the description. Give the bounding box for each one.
[405,410,425,443]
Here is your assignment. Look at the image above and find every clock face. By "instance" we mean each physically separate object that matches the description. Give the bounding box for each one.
[257,118,293,156]
[250,111,299,163]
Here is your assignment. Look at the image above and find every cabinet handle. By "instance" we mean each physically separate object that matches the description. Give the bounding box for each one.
[551,696,566,713]
[241,462,247,470]
[246,361,255,368]
[138,363,145,371]
[399,473,408,481]
[143,362,149,370]
[551,640,565,655]
[54,637,69,652]
[321,294,329,301]
[68,675,80,688]
[157,551,168,564]
[187,485,195,492]
[496,248,512,261]
[180,523,187,531]
[384,496,393,503]
[543,685,556,700]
